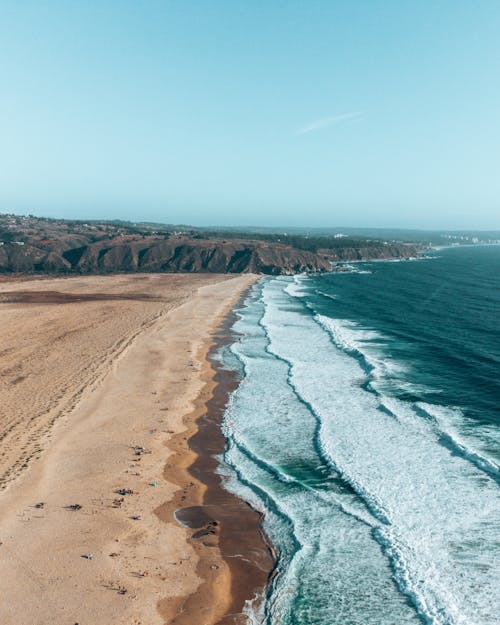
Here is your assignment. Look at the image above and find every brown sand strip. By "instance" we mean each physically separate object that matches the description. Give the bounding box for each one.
[157,293,275,625]
[0,289,166,304]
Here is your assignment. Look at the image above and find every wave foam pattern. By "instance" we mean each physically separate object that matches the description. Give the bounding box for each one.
[254,277,500,625]
[222,281,421,624]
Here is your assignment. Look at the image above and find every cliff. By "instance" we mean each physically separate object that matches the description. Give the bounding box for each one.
[0,238,332,275]
[318,244,420,262]
[0,214,422,276]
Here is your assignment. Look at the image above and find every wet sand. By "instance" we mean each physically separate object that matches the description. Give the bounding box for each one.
[0,272,270,625]
[157,303,275,625]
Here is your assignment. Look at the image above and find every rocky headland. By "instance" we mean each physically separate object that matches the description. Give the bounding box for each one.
[0,214,421,275]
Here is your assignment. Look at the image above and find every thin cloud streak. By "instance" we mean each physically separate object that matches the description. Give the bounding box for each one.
[295,111,363,135]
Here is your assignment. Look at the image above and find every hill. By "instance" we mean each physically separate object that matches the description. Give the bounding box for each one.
[0,214,421,275]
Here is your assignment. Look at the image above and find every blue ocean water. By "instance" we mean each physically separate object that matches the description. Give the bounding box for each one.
[219,245,500,625]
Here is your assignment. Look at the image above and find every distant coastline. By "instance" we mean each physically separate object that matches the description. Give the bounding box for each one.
[0,213,421,276]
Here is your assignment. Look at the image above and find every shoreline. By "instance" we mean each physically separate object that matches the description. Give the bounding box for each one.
[156,284,275,625]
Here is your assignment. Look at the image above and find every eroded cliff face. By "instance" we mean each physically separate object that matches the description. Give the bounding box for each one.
[318,244,420,261]
[0,238,332,275]
[0,224,423,277]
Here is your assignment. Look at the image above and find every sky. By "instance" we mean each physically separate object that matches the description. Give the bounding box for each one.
[1,1,499,229]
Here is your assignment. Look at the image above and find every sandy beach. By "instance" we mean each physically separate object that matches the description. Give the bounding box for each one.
[0,272,269,625]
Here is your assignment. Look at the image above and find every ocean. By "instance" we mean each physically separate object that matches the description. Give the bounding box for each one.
[218,244,500,625]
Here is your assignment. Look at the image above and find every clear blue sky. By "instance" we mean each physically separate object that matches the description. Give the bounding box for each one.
[1,1,499,229]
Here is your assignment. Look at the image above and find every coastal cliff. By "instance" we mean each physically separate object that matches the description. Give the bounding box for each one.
[0,238,333,275]
[0,214,421,275]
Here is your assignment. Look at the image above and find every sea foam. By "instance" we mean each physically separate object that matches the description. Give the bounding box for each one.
[219,276,500,625]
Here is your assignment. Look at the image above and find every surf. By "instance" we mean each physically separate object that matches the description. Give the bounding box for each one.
[219,247,500,625]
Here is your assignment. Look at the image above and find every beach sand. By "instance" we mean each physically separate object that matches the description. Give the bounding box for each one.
[0,273,270,625]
